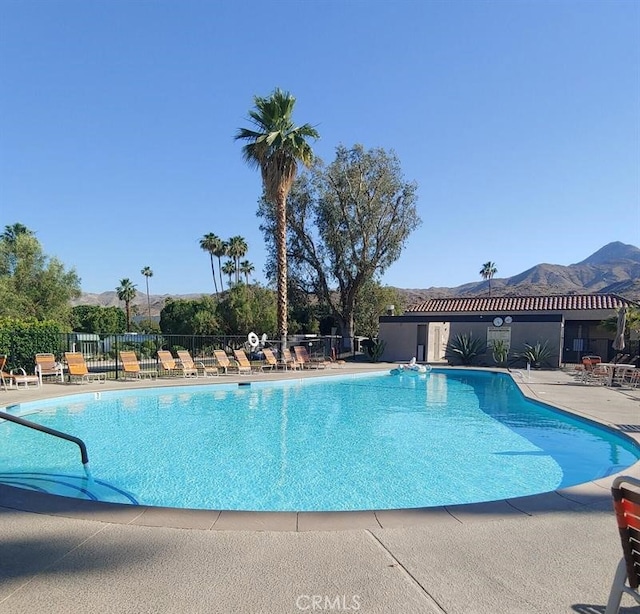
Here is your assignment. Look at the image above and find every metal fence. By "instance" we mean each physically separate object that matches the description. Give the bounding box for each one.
[2,332,363,379]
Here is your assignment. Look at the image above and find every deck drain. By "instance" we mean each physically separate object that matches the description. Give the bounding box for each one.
[617,424,640,433]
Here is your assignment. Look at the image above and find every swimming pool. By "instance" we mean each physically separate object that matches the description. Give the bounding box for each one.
[1,370,638,512]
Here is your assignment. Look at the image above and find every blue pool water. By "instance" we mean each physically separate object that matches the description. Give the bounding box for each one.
[1,370,638,512]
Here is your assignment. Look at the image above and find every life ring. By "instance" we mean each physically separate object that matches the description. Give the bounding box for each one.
[248,332,259,348]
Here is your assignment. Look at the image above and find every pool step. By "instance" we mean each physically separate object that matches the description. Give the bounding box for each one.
[0,472,138,505]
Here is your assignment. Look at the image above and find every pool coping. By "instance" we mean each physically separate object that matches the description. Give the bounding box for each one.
[1,365,638,531]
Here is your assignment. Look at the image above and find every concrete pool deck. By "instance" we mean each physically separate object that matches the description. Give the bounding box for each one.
[1,364,640,612]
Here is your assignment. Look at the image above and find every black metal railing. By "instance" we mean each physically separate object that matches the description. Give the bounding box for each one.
[0,409,89,466]
[1,332,366,379]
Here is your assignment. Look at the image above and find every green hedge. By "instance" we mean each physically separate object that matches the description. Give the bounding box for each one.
[0,317,65,370]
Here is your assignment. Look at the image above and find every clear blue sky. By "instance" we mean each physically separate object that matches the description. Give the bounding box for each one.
[1,0,638,296]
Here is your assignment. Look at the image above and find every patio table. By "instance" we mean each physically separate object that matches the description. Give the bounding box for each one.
[599,363,636,386]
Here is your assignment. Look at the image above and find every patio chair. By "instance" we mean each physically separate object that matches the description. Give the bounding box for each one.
[34,353,64,384]
[293,345,328,369]
[119,351,157,380]
[282,347,302,370]
[0,355,40,390]
[232,349,257,375]
[157,350,197,378]
[581,356,609,385]
[213,350,233,375]
[605,475,640,613]
[261,347,282,371]
[176,350,218,377]
[64,352,106,384]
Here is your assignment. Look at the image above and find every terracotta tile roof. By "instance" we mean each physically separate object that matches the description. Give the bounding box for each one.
[406,294,636,313]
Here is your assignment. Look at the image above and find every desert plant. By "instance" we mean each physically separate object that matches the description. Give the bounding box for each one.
[490,339,509,367]
[518,341,553,368]
[445,333,486,366]
[362,337,386,362]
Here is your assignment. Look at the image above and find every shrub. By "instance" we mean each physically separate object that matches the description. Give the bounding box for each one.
[490,339,509,367]
[362,337,386,362]
[517,341,553,368]
[446,333,486,366]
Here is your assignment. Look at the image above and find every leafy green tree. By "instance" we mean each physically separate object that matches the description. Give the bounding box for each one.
[217,284,277,336]
[199,233,223,294]
[258,144,420,349]
[159,296,219,335]
[71,305,126,334]
[235,88,319,351]
[354,281,405,338]
[227,236,248,284]
[135,318,161,334]
[0,224,80,326]
[116,278,137,332]
[141,266,153,320]
[479,261,498,297]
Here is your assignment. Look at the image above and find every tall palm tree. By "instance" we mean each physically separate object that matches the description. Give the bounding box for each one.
[116,278,137,331]
[199,233,221,294]
[235,88,319,350]
[227,235,248,284]
[222,260,236,286]
[141,266,153,321]
[479,261,498,297]
[213,240,228,293]
[239,259,255,285]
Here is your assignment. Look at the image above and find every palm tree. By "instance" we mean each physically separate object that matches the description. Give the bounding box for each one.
[239,259,255,284]
[199,233,221,294]
[213,240,228,293]
[141,266,153,321]
[227,235,248,284]
[235,88,319,350]
[222,260,236,286]
[479,261,498,297]
[116,278,137,331]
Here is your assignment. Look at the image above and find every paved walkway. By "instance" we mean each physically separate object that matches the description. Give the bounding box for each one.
[1,365,640,613]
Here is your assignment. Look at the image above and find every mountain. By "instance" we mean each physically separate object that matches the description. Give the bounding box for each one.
[394,241,640,305]
[72,242,640,313]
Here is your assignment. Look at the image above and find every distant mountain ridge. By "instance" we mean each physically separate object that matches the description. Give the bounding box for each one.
[392,241,640,306]
[73,242,640,315]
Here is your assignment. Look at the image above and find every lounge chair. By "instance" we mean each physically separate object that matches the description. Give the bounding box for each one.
[293,345,327,369]
[261,347,281,371]
[282,347,302,370]
[606,475,640,613]
[176,350,218,377]
[1,355,40,390]
[232,349,257,375]
[119,351,157,380]
[157,350,197,378]
[213,350,233,375]
[34,353,64,384]
[64,352,106,384]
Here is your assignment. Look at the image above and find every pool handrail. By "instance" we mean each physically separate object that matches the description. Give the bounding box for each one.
[0,409,89,466]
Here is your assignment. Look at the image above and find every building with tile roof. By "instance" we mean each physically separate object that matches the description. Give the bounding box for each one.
[378,293,638,367]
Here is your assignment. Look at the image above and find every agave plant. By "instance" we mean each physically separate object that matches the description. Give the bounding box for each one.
[518,341,553,368]
[362,337,386,362]
[446,333,486,366]
[490,339,509,367]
